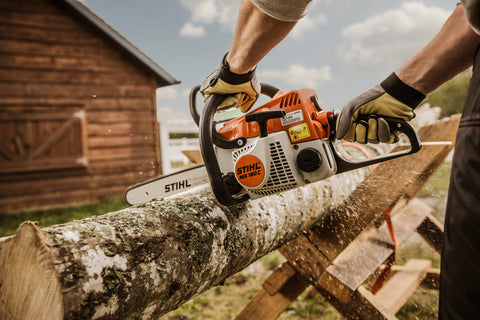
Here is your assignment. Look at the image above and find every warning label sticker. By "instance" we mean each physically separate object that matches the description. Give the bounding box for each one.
[281,110,304,126]
[289,123,311,142]
[235,154,265,188]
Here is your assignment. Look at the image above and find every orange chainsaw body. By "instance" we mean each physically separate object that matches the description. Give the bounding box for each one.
[217,89,333,144]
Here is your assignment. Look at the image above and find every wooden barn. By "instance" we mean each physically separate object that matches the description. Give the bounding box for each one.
[0,0,180,213]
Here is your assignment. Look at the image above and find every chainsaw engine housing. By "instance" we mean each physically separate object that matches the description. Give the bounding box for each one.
[216,131,337,199]
[215,89,337,199]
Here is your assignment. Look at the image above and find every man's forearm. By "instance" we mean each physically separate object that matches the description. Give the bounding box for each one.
[396,4,480,94]
[227,0,299,74]
[462,0,480,34]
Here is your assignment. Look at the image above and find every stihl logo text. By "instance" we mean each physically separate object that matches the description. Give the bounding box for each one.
[234,155,265,188]
[236,163,262,179]
[165,180,191,193]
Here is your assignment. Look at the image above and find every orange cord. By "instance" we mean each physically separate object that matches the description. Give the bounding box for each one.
[340,141,377,169]
[371,206,398,294]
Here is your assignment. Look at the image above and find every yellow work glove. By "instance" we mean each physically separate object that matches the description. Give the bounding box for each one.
[336,73,425,144]
[200,53,261,113]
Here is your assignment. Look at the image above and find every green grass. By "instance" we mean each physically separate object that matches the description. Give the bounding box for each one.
[417,161,452,199]
[0,197,128,237]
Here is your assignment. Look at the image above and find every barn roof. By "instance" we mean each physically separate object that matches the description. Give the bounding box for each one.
[63,0,180,87]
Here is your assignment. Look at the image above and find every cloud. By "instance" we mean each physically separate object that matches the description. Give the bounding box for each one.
[156,86,181,101]
[259,64,332,88]
[180,22,205,37]
[179,0,218,24]
[178,0,239,36]
[156,107,189,121]
[339,2,450,72]
[290,13,328,39]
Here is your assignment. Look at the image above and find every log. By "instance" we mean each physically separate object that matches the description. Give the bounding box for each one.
[0,164,371,319]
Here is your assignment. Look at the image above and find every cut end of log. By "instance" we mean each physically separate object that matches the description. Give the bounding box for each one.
[0,221,63,320]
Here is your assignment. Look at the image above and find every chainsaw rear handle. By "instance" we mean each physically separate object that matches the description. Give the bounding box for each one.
[331,116,422,174]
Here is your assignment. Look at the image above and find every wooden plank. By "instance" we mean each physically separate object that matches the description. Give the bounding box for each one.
[314,285,398,320]
[262,262,299,296]
[421,268,440,290]
[0,53,143,74]
[375,259,431,314]
[416,213,444,253]
[88,146,157,161]
[0,23,104,46]
[182,150,204,164]
[87,110,155,123]
[88,135,155,148]
[87,121,155,136]
[317,199,432,303]
[0,68,151,85]
[0,157,87,174]
[0,83,154,99]
[375,266,440,290]
[0,39,129,61]
[0,110,83,121]
[0,9,78,31]
[0,20,105,43]
[235,262,309,320]
[279,234,331,282]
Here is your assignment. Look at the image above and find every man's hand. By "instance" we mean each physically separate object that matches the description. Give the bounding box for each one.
[200,53,261,113]
[336,73,425,144]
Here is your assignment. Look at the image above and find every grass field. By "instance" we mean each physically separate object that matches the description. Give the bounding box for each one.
[0,161,452,319]
[0,197,129,237]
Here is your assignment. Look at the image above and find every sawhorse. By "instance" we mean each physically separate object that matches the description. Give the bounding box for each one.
[235,116,458,319]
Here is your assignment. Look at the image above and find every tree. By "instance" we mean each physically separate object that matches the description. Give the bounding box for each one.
[423,69,471,117]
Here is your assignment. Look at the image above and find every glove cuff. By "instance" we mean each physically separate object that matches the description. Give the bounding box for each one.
[218,53,256,85]
[380,73,425,109]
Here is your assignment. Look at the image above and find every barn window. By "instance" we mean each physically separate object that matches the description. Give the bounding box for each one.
[0,105,88,173]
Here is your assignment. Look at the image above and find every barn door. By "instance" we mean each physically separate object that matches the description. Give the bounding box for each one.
[0,105,87,173]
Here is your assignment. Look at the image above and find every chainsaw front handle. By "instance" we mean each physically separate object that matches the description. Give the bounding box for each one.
[189,83,280,127]
[199,93,250,205]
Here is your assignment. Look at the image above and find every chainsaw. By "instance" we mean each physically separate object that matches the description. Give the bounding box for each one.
[125,83,421,206]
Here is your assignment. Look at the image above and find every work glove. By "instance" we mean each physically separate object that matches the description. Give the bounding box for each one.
[336,73,425,144]
[200,53,261,112]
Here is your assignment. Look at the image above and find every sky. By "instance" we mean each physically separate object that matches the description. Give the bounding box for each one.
[81,0,457,120]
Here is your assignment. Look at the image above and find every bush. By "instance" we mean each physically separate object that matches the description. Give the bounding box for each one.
[423,69,471,118]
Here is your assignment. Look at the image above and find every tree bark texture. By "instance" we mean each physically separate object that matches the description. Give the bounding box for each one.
[0,165,371,320]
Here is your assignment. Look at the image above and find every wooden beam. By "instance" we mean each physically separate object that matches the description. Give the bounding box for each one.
[182,150,204,165]
[317,199,432,303]
[416,213,444,253]
[375,259,432,314]
[235,262,309,320]
[377,266,440,290]
[315,285,398,320]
